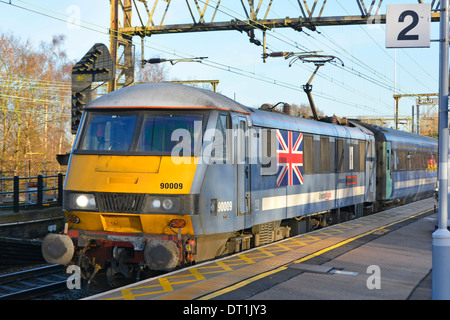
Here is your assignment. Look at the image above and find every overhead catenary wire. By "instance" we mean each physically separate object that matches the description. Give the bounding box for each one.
[0,0,371,112]
[0,0,405,114]
[195,0,395,111]
[198,0,435,114]
[0,2,384,116]
[197,0,408,94]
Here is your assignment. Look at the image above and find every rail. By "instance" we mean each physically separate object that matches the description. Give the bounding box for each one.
[0,264,67,300]
[0,173,64,212]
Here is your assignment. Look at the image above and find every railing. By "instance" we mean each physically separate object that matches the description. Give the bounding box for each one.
[0,174,64,212]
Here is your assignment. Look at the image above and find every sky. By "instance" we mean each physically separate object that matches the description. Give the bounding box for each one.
[0,0,443,127]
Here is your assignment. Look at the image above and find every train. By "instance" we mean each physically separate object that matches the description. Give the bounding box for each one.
[41,82,438,284]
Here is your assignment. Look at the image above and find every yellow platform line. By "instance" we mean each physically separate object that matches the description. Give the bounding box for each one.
[238,254,255,264]
[287,238,310,247]
[188,267,206,281]
[198,208,433,300]
[273,242,295,251]
[215,261,233,272]
[106,203,433,300]
[120,288,135,300]
[256,247,276,257]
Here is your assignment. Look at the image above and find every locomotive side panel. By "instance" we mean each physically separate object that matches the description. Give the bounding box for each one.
[248,110,376,233]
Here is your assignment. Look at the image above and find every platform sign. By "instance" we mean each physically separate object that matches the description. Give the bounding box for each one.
[386,4,431,48]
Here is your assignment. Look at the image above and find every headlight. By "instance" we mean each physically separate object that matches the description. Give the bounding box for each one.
[162,198,174,210]
[151,199,161,209]
[68,193,97,211]
[76,195,90,207]
[144,196,180,214]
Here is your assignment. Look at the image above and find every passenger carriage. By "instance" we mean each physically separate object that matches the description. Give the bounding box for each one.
[357,123,438,204]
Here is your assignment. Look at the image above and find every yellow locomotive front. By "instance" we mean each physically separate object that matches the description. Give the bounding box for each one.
[64,109,202,237]
[41,82,251,284]
[42,87,212,282]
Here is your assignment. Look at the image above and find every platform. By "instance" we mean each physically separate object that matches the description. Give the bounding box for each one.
[0,207,64,239]
[87,197,436,301]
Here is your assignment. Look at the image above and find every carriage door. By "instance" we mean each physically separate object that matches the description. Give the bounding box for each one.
[237,116,250,215]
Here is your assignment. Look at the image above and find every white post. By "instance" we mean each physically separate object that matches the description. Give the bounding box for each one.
[432,0,450,300]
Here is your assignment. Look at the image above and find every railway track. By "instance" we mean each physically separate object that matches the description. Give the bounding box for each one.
[0,236,46,266]
[0,264,67,299]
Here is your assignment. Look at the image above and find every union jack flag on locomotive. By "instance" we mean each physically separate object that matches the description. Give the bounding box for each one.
[276,129,304,187]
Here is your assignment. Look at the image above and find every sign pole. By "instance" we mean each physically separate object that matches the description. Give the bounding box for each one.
[432,0,450,300]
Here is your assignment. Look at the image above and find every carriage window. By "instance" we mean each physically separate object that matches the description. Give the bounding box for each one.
[349,145,354,171]
[392,150,397,171]
[397,150,407,170]
[336,139,344,172]
[422,153,429,170]
[359,141,366,171]
[79,113,138,151]
[417,152,424,170]
[407,152,413,170]
[386,149,390,170]
[429,153,438,171]
[320,137,330,172]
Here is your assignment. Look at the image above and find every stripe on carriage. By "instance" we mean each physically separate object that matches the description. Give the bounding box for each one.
[393,177,437,189]
[261,186,366,211]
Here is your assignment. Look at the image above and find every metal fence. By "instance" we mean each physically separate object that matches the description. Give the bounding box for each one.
[0,174,64,212]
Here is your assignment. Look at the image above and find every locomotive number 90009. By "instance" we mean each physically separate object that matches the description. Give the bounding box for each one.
[160,182,183,189]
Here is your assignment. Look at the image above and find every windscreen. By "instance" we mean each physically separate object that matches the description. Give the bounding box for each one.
[77,111,204,154]
[78,113,137,151]
[137,114,202,153]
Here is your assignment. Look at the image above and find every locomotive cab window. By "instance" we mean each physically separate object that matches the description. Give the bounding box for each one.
[78,113,138,152]
[138,114,203,155]
[76,110,205,156]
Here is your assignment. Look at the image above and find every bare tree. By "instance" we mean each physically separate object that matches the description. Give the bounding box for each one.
[135,57,169,83]
[290,103,324,118]
[0,32,73,175]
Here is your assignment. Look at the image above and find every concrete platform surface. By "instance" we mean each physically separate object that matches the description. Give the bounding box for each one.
[246,211,435,300]
[87,198,436,301]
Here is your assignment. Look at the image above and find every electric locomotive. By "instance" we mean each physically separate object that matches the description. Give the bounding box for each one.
[41,82,437,283]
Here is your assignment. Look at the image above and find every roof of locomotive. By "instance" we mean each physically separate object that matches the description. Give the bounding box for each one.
[248,107,374,140]
[85,82,373,140]
[85,82,250,114]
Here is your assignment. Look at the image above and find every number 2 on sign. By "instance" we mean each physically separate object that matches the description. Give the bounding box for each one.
[397,10,419,41]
